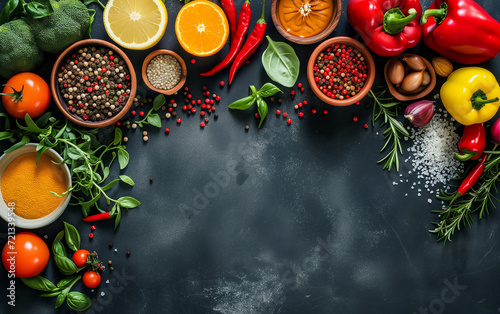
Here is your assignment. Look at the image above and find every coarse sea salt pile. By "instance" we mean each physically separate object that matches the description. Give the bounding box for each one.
[404,108,463,196]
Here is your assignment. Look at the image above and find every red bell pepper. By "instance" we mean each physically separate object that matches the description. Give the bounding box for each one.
[421,0,500,64]
[454,123,486,162]
[346,0,423,57]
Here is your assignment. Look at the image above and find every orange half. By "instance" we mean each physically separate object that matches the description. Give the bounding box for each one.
[175,0,229,57]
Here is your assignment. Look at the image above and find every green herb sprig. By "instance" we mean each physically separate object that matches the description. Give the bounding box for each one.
[228,83,282,128]
[135,94,166,128]
[0,112,140,227]
[369,89,409,171]
[432,150,500,242]
[21,222,94,311]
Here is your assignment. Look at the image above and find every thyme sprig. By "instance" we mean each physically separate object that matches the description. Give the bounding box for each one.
[369,89,409,171]
[432,150,500,243]
[0,112,140,228]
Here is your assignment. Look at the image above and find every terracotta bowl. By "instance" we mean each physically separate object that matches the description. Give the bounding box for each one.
[271,0,342,45]
[307,36,375,106]
[142,50,187,95]
[384,54,436,101]
[51,39,137,128]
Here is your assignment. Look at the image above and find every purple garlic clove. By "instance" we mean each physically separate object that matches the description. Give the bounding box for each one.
[404,100,435,127]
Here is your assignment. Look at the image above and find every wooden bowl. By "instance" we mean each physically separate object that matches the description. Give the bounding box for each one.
[51,39,137,128]
[307,36,375,106]
[271,0,342,45]
[384,54,436,101]
[142,50,187,95]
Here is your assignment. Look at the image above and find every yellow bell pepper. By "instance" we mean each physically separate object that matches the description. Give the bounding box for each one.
[440,67,500,125]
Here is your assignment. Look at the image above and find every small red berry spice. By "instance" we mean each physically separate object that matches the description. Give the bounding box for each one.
[165,128,170,134]
[290,90,295,96]
[220,81,225,87]
[297,83,302,88]
[323,109,328,115]
[205,98,210,104]
[298,102,303,108]
[187,94,192,99]
[190,59,196,64]
[356,101,360,105]
[312,108,317,114]
[188,104,193,110]
[168,107,174,112]
[102,68,107,73]
[200,111,206,116]
[212,106,216,111]
[364,123,369,129]
[283,112,288,118]
[91,225,96,231]
[170,98,176,104]
[191,108,197,113]
[215,96,221,101]
[109,55,114,60]
[287,118,292,124]
[202,86,208,91]
[197,99,202,105]
[89,233,94,239]
[276,109,281,115]
[84,75,89,81]
[303,100,308,105]
[68,106,73,111]
[184,86,189,91]
[209,99,214,105]
[182,105,188,111]
[298,112,304,118]
[206,104,212,110]
[353,116,358,122]
[116,121,122,126]
[176,118,182,124]
[87,87,93,93]
[255,113,260,118]
[200,122,206,128]
[139,111,145,117]
[191,100,196,105]
[201,104,206,109]
[300,88,305,92]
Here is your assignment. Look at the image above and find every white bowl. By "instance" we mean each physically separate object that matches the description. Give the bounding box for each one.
[0,143,72,229]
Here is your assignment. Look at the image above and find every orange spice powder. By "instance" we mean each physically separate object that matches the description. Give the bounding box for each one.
[278,0,334,38]
[1,152,68,219]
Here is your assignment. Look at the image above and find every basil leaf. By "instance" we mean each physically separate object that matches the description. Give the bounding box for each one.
[228,95,256,110]
[256,98,268,129]
[114,207,122,230]
[147,113,162,128]
[40,291,62,297]
[57,276,77,288]
[117,149,129,169]
[262,36,300,87]
[52,231,66,257]
[25,0,54,19]
[101,179,120,191]
[21,276,57,292]
[113,127,122,145]
[55,292,66,308]
[117,196,141,208]
[119,175,135,186]
[153,94,166,110]
[67,291,91,311]
[258,83,282,98]
[53,254,78,275]
[0,0,23,25]
[63,222,81,251]
[82,0,105,9]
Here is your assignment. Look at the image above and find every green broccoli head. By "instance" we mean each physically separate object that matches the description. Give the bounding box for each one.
[30,0,91,54]
[0,19,44,78]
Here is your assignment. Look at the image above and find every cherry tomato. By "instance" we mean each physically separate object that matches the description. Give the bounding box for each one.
[72,249,91,267]
[83,270,101,288]
[2,232,49,278]
[1,72,51,119]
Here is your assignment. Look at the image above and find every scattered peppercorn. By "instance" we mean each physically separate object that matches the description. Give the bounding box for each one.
[200,122,205,128]
[108,260,113,265]
[287,118,292,124]
[143,136,149,142]
[126,250,131,256]
[245,125,249,131]
[205,118,209,123]
[142,131,148,136]
[91,225,96,231]
[255,113,260,119]
[353,116,358,122]
[190,59,196,64]
[323,109,328,115]
[150,177,154,183]
[364,123,369,129]
[276,109,281,115]
[283,112,288,118]
[139,111,145,117]
[214,113,219,119]
[165,128,170,134]
[298,112,304,118]
[123,137,128,142]
[109,242,113,248]
[89,233,94,239]
[311,108,317,114]
[220,81,225,87]
[132,123,137,129]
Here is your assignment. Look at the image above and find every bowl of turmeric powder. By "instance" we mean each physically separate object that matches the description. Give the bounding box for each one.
[0,143,72,229]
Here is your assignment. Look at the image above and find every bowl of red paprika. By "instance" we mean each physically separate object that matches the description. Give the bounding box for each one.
[51,39,137,128]
[271,0,342,45]
[307,36,375,106]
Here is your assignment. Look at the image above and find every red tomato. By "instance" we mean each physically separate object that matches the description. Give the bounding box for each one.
[83,270,101,288]
[1,72,51,119]
[72,249,91,267]
[2,232,50,278]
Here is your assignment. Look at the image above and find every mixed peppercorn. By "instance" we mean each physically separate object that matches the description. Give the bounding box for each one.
[56,45,132,121]
[313,44,368,100]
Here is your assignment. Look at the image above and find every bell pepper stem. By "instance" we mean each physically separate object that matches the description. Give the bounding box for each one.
[471,89,499,110]
[383,8,417,35]
[454,152,476,162]
[421,3,448,25]
[0,84,24,102]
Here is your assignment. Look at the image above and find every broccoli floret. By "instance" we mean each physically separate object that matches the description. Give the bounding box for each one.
[30,0,90,54]
[0,19,44,78]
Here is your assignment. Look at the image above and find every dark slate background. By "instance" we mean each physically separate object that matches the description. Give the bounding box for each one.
[1,0,500,313]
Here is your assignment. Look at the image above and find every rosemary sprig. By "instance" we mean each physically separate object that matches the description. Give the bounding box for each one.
[369,89,409,171]
[431,152,500,242]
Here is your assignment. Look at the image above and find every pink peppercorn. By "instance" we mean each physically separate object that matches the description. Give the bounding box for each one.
[200,122,206,127]
[215,96,221,101]
[139,111,145,117]
[191,108,197,113]
[312,108,317,114]
[176,118,182,124]
[287,118,292,124]
[298,112,304,118]
[197,99,201,105]
[303,101,308,105]
[89,233,94,239]
[298,102,303,108]
[353,116,358,121]
[191,59,196,64]
[165,128,170,134]
[364,124,369,129]
[283,112,288,118]
[220,81,225,87]
[91,225,96,231]
[255,113,260,118]
[276,109,281,115]
[323,109,328,115]
[200,111,206,116]
[182,105,188,111]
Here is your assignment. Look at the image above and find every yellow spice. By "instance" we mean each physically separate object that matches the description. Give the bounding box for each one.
[1,152,68,219]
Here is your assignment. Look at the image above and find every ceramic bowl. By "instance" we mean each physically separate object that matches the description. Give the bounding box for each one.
[307,36,375,106]
[0,143,72,229]
[142,49,187,95]
[271,0,342,45]
[51,39,137,128]
[384,54,436,101]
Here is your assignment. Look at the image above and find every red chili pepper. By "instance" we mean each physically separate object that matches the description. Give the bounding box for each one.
[421,0,500,64]
[346,0,423,56]
[228,0,267,85]
[83,212,111,222]
[201,0,252,76]
[221,0,238,41]
[456,153,488,197]
[454,123,486,162]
